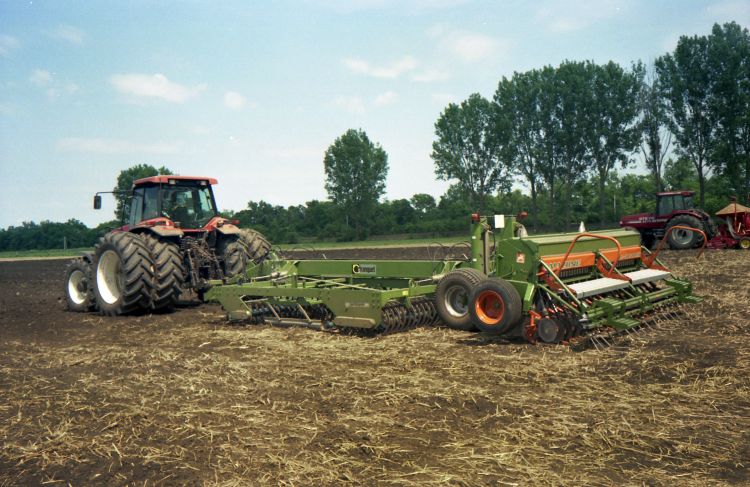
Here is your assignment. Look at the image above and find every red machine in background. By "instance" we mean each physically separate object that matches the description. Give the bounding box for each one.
[707,199,750,249]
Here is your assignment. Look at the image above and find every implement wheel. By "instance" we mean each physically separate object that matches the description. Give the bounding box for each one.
[93,232,154,316]
[740,237,750,250]
[469,278,522,335]
[64,258,96,312]
[435,268,486,331]
[143,234,185,311]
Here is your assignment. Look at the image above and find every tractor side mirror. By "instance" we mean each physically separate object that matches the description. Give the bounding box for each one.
[93,195,102,210]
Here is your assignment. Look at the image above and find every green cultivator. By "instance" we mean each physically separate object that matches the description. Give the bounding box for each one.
[206,214,701,348]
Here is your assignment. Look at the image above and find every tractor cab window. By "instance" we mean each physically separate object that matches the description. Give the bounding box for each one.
[683,195,694,209]
[673,196,686,211]
[142,186,160,221]
[161,185,216,227]
[657,196,675,215]
[129,189,144,226]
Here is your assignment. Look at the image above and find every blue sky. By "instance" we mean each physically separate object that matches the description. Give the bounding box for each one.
[1,0,748,228]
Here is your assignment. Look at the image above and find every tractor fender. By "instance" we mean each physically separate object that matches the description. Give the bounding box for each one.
[137,226,185,238]
[215,223,241,235]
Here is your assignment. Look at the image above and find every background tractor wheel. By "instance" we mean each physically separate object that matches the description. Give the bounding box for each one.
[435,268,486,331]
[220,238,249,277]
[238,229,272,263]
[93,232,154,316]
[143,234,184,311]
[666,215,704,249]
[468,278,522,335]
[64,257,96,312]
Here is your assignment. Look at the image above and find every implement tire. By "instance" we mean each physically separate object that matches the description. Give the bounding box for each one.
[143,234,184,311]
[239,228,272,263]
[435,268,486,331]
[93,232,154,316]
[64,258,96,312]
[666,215,704,250]
[469,278,522,335]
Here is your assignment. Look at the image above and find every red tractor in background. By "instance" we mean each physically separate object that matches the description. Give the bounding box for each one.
[64,175,271,316]
[619,191,716,249]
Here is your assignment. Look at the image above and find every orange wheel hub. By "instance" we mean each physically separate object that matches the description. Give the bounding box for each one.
[475,290,505,326]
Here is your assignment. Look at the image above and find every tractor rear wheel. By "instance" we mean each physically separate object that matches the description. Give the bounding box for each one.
[143,234,184,311]
[220,238,249,277]
[666,215,704,250]
[92,232,154,316]
[468,278,522,335]
[435,268,486,331]
[64,258,96,312]
[239,229,272,263]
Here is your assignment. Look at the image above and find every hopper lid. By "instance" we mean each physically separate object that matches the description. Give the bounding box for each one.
[716,202,750,216]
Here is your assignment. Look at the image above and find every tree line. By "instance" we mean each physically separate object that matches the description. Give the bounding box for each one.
[2,22,747,250]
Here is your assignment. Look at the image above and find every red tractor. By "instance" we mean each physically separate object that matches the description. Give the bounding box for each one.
[64,175,271,316]
[619,191,716,249]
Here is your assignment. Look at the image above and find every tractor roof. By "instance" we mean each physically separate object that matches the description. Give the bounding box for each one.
[657,191,694,196]
[133,175,218,186]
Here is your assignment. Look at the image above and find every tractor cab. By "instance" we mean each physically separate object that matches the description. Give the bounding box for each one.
[656,191,695,216]
[128,176,219,230]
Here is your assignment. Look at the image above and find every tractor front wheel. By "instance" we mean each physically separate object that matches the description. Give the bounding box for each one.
[435,268,486,331]
[64,258,96,312]
[468,278,522,335]
[93,232,154,316]
[666,215,704,250]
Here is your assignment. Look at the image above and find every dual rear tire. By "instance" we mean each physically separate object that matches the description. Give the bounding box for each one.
[435,269,522,335]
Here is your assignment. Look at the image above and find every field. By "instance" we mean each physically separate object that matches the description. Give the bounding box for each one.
[1,249,749,486]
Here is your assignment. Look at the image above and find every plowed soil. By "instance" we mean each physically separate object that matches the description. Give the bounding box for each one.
[1,249,749,486]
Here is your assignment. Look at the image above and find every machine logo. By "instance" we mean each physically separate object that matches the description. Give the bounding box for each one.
[516,253,525,264]
[352,264,377,274]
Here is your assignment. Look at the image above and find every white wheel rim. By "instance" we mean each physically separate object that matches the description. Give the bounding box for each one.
[672,229,691,245]
[67,269,87,305]
[97,250,122,305]
[444,285,469,318]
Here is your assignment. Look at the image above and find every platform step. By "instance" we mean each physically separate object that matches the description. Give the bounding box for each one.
[609,317,641,330]
[623,269,672,285]
[568,277,630,298]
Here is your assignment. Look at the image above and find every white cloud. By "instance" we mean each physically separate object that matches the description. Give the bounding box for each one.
[428,25,507,63]
[57,137,182,154]
[0,35,19,56]
[334,95,366,113]
[50,24,85,44]
[535,0,625,33]
[110,73,205,103]
[264,146,322,158]
[374,90,398,106]
[447,32,503,63]
[223,91,247,110]
[431,93,457,105]
[342,56,417,78]
[707,1,750,24]
[29,69,52,86]
[411,68,449,82]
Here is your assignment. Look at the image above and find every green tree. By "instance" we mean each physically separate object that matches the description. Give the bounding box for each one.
[639,65,672,192]
[323,129,389,239]
[662,157,699,192]
[656,34,714,207]
[432,93,513,213]
[410,193,436,214]
[707,22,750,200]
[114,164,173,220]
[586,61,643,224]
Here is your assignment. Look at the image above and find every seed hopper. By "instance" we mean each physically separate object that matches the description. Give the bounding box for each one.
[206,214,701,348]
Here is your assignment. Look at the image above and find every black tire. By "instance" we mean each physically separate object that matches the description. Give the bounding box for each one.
[666,215,704,250]
[64,258,96,312]
[143,234,185,311]
[639,231,655,250]
[435,268,486,331]
[220,237,249,277]
[92,232,154,316]
[468,278,522,335]
[238,228,272,263]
